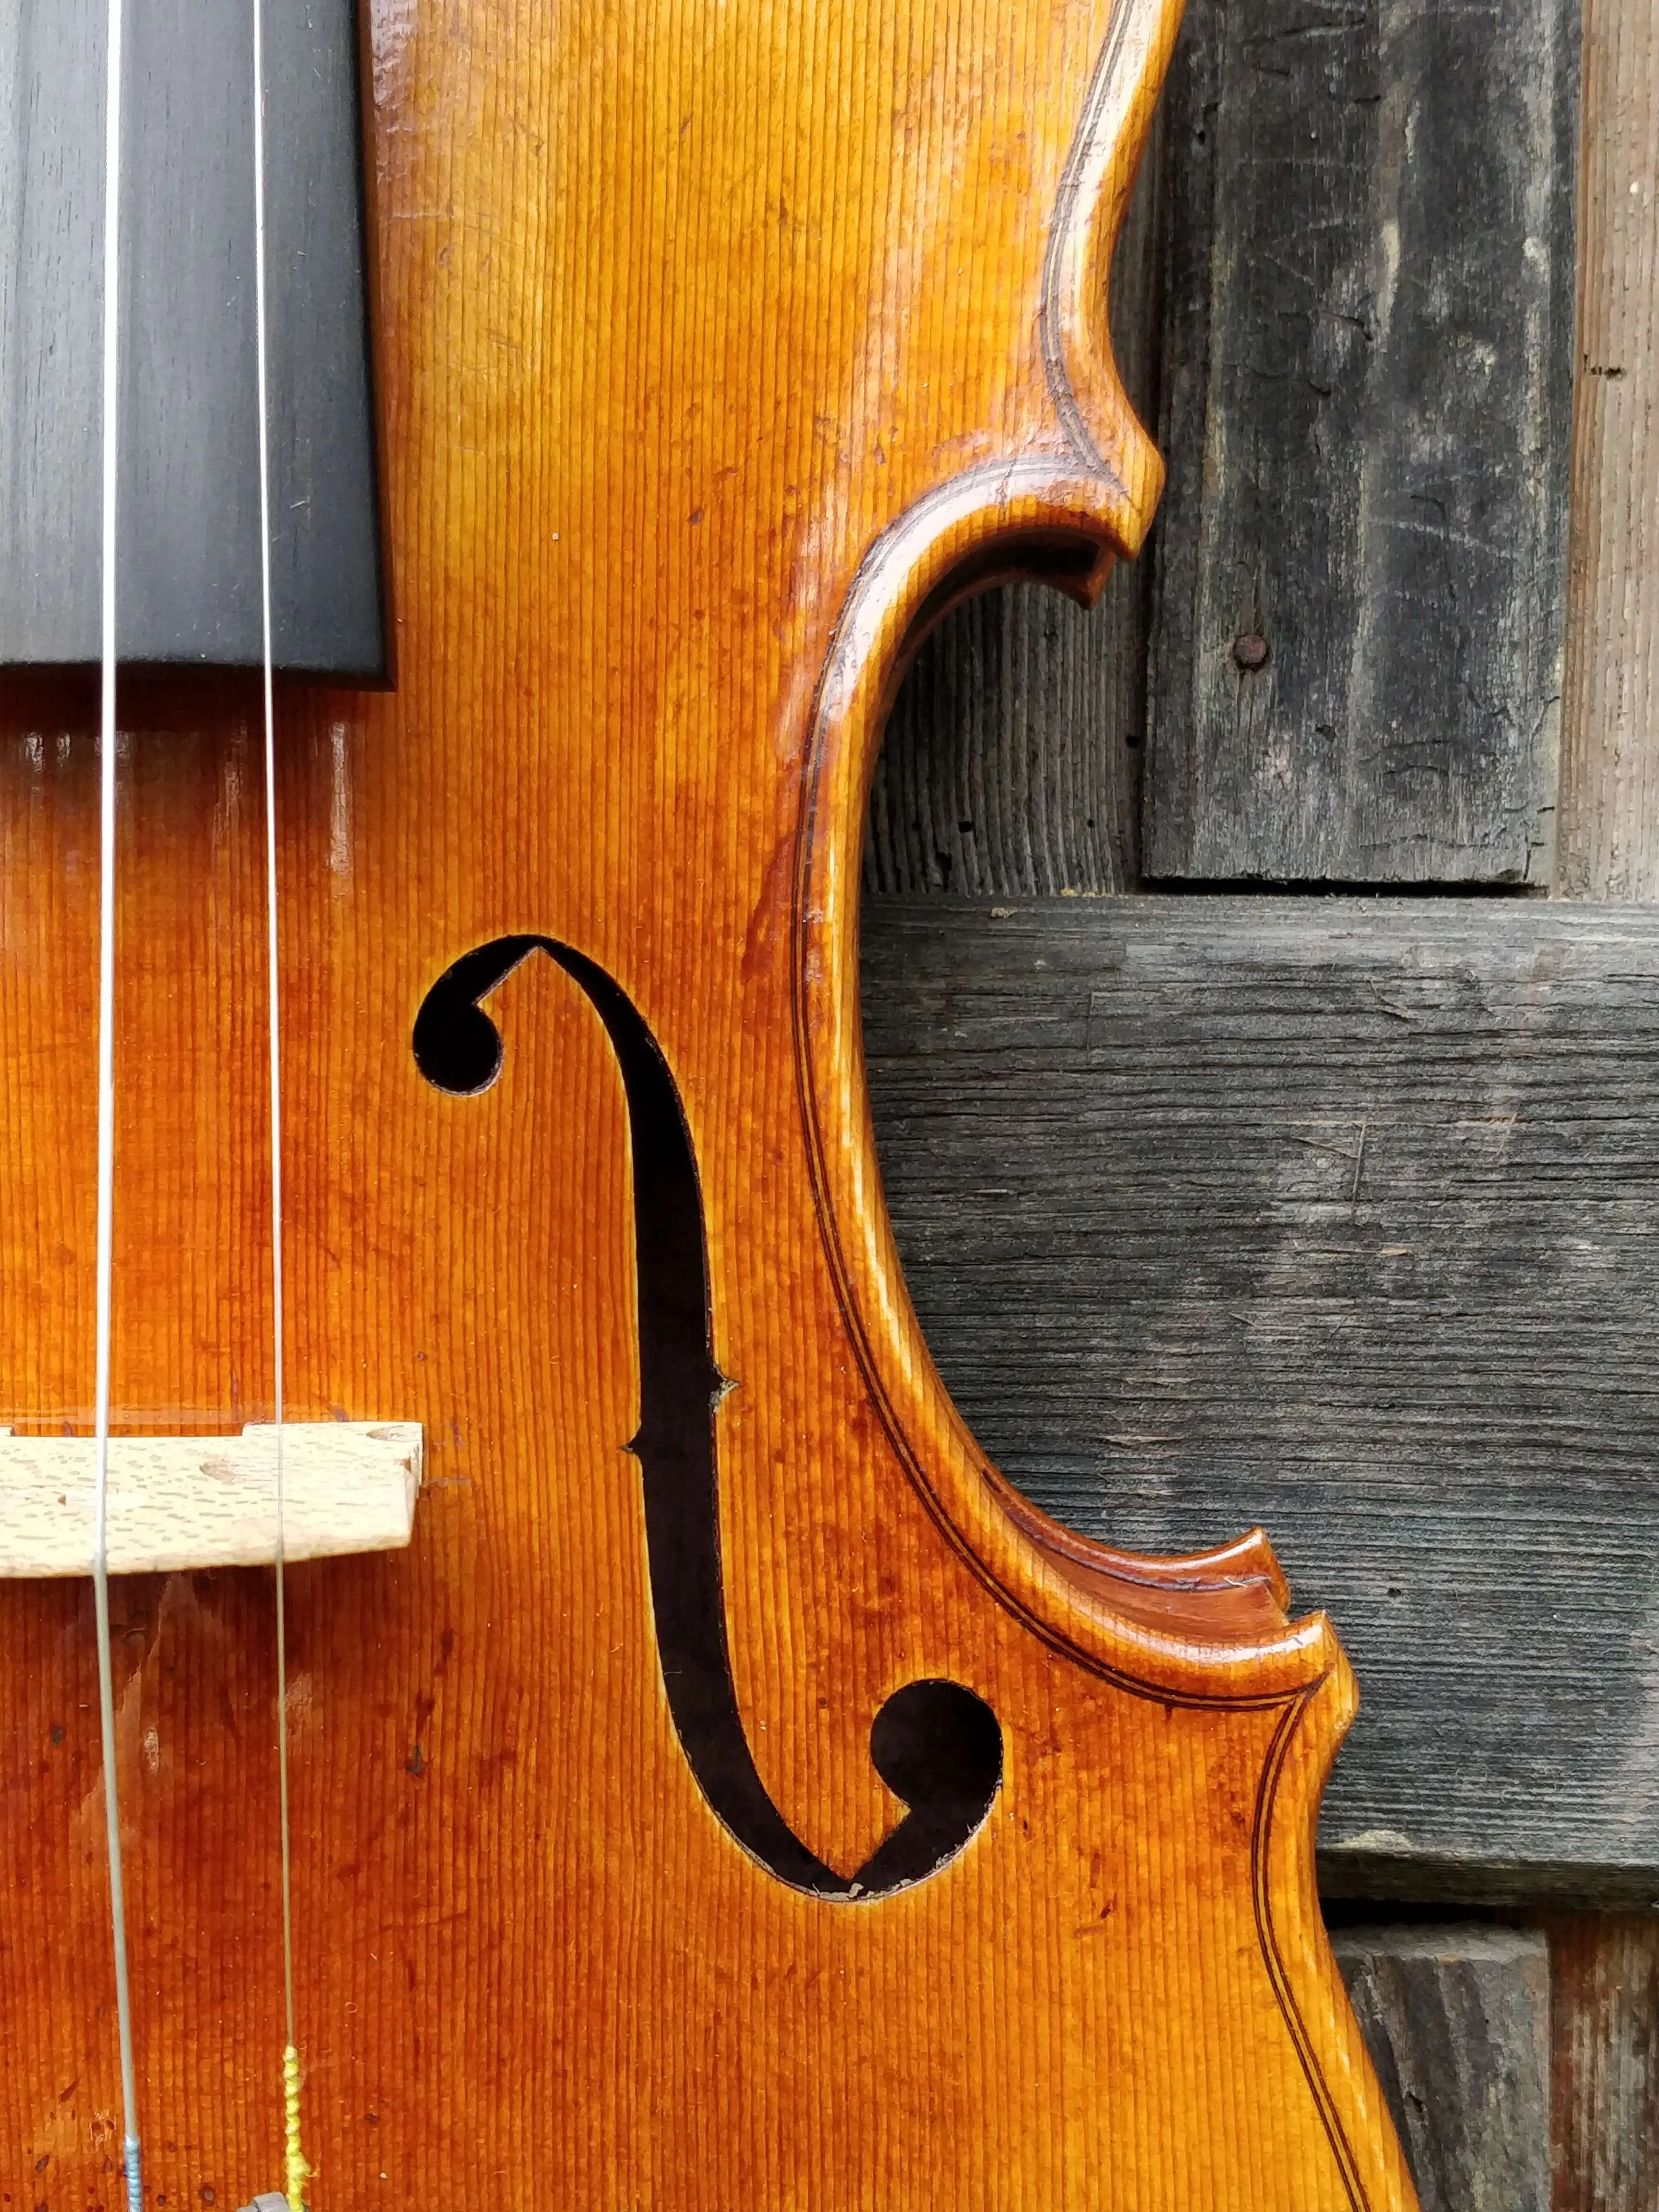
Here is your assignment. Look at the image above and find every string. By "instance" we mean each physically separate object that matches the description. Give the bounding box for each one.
[90,0,304,2200]
[95,0,142,2200]
[250,0,310,2203]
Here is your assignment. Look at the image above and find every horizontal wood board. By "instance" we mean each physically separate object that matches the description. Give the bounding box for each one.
[1144,0,1578,886]
[861,896,1659,1889]
[0,0,382,671]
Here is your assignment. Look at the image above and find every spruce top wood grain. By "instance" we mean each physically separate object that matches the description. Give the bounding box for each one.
[0,0,1418,2204]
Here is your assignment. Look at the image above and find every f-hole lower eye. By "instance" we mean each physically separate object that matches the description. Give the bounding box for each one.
[854,1680,1003,1893]
[871,1678,1003,1812]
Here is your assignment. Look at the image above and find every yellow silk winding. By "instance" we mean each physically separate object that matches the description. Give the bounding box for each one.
[284,2044,311,2212]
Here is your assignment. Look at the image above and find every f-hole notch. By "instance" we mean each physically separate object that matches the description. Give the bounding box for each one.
[414,935,1003,1899]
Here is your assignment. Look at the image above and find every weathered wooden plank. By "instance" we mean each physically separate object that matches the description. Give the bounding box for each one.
[1332,1927,1550,2212]
[1547,6,1659,2187]
[1557,0,1659,898]
[0,0,383,673]
[1142,0,1577,886]
[860,895,1659,1886]
[1545,1915,1659,2212]
[863,112,1164,897]
[865,571,1147,895]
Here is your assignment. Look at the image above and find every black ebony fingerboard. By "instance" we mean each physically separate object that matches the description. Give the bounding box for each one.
[0,0,384,676]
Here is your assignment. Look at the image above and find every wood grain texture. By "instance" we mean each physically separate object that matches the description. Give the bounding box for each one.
[0,0,382,671]
[1143,0,1577,886]
[1556,0,1659,898]
[0,1423,420,1575]
[1332,1927,1550,2212]
[861,895,1659,1886]
[0,4,1416,2209]
[1532,6,1659,2198]
[864,112,1164,896]
[1545,1916,1659,2212]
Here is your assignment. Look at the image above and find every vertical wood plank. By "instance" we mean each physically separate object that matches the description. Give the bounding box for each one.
[863,112,1164,896]
[1332,1928,1551,2212]
[1143,0,1578,886]
[1546,1917,1659,2212]
[1544,6,1659,2199]
[1556,0,1659,897]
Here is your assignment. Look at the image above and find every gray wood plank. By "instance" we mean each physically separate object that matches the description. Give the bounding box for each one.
[1332,1927,1551,2212]
[1143,0,1577,886]
[865,573,1146,896]
[860,896,1659,1890]
[0,0,382,673]
[864,110,1165,897]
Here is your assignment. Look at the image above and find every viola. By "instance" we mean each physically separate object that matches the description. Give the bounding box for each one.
[0,0,1418,2204]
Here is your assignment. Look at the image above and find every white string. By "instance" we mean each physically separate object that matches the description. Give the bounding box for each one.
[250,0,305,2195]
[95,0,142,2201]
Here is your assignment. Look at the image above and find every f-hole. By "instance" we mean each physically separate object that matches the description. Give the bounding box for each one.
[414,934,1003,1899]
